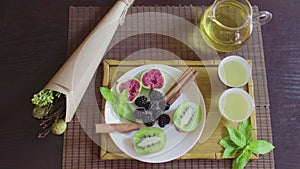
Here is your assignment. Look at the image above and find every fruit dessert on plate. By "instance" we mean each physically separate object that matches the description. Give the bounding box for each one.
[100,65,206,162]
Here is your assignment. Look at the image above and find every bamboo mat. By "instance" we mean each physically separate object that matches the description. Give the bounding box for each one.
[62,6,274,169]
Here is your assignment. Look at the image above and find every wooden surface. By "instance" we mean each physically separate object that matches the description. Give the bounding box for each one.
[100,59,257,160]
[0,0,299,169]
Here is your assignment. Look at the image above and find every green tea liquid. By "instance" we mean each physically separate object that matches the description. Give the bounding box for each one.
[221,61,247,86]
[200,0,252,52]
[223,93,249,121]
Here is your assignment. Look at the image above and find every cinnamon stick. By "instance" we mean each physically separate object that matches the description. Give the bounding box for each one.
[95,123,140,133]
[164,67,193,101]
[167,71,199,105]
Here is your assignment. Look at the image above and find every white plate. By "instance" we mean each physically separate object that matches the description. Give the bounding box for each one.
[104,64,206,163]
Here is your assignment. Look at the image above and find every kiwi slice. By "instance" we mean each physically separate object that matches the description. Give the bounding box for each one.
[133,127,166,155]
[173,101,202,132]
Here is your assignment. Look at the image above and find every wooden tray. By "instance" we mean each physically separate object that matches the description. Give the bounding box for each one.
[100,59,257,160]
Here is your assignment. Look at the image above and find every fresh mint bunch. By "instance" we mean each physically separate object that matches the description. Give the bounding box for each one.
[219,119,275,169]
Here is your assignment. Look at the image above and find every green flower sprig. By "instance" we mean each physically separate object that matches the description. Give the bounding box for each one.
[31,89,66,138]
[219,119,275,169]
[32,89,55,107]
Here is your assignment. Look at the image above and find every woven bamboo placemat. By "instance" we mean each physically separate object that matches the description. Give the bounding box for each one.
[62,6,274,169]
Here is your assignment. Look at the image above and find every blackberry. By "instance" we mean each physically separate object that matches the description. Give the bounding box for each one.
[149,101,160,111]
[133,108,145,119]
[164,103,171,111]
[141,114,153,123]
[158,114,170,128]
[158,100,170,111]
[158,100,167,110]
[149,90,163,101]
[144,101,152,110]
[144,120,155,127]
[134,96,148,107]
[142,114,155,127]
[152,109,162,120]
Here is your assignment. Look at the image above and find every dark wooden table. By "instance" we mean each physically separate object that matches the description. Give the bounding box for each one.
[1,0,299,169]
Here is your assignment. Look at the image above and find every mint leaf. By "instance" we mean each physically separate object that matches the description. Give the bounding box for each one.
[114,104,123,117]
[238,119,253,144]
[249,140,275,155]
[114,102,135,121]
[120,89,128,102]
[112,91,119,103]
[219,137,239,158]
[219,136,232,147]
[100,87,114,104]
[232,148,252,169]
[226,126,247,148]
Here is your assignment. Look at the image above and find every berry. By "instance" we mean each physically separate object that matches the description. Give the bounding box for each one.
[142,114,155,127]
[164,103,171,111]
[158,114,170,128]
[158,100,170,111]
[152,109,162,120]
[144,120,155,127]
[144,101,152,110]
[149,90,163,101]
[134,96,148,107]
[150,101,160,111]
[133,108,145,119]
[142,114,153,123]
[149,101,160,110]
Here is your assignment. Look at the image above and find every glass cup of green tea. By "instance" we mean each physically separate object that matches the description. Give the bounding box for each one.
[219,88,254,122]
[218,55,251,87]
[200,0,272,52]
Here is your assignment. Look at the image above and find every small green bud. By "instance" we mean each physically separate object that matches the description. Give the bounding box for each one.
[51,119,67,135]
[32,105,50,119]
[31,89,54,107]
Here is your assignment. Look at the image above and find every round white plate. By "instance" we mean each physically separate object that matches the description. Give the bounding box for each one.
[104,64,206,163]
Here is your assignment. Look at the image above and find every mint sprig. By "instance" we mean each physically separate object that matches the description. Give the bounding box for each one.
[100,87,133,121]
[219,119,275,169]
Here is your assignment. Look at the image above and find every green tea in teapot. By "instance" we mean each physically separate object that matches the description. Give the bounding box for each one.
[200,0,253,52]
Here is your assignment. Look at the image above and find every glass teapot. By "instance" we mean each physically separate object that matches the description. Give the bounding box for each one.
[200,0,272,52]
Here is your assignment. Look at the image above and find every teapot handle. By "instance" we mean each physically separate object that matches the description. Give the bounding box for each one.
[253,11,272,26]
